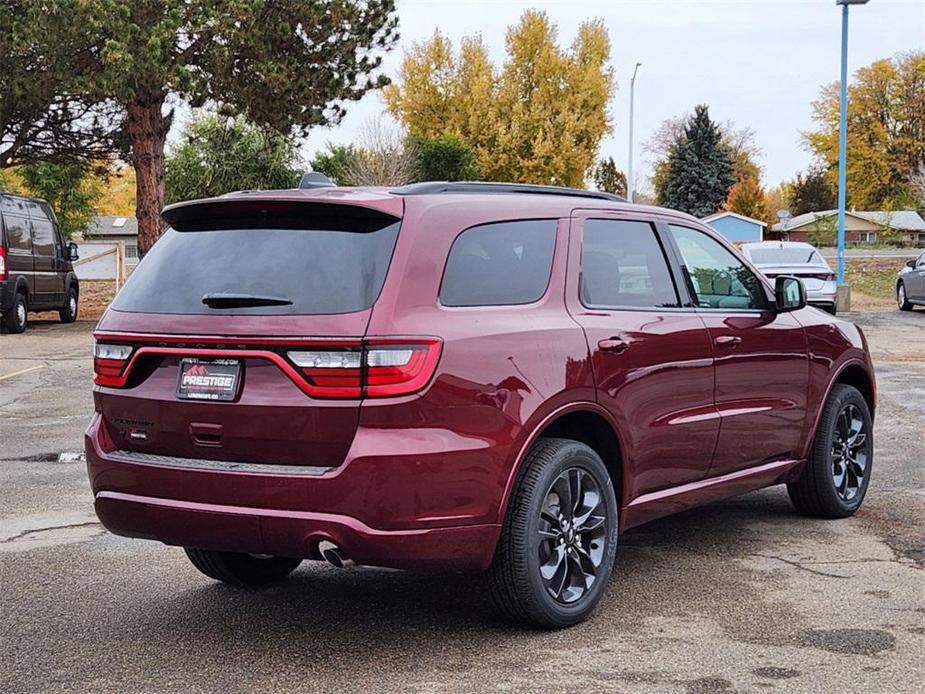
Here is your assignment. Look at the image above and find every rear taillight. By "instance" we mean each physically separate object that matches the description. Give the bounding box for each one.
[364,339,442,398]
[93,343,133,386]
[0,246,7,281]
[288,338,441,398]
[288,347,364,398]
[807,272,836,281]
[91,336,442,398]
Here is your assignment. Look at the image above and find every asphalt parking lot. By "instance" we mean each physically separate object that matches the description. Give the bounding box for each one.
[1,311,923,693]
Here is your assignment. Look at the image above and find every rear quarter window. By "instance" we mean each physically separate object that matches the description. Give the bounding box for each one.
[439,220,557,307]
[2,215,32,252]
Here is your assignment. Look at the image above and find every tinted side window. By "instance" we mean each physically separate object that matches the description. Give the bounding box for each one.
[3,215,32,252]
[581,220,678,308]
[669,225,768,310]
[0,196,27,216]
[31,218,55,257]
[440,220,556,306]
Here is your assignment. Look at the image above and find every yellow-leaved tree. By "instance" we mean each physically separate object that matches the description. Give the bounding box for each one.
[384,11,614,187]
[805,51,925,210]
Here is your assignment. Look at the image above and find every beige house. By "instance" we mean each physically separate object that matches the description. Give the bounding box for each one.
[772,210,925,247]
[82,216,140,260]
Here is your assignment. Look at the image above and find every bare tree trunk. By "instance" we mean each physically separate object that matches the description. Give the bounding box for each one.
[127,94,168,257]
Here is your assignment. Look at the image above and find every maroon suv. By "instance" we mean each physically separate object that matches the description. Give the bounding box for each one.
[86,182,875,628]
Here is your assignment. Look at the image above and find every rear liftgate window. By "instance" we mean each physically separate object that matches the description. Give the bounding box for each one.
[111,203,401,315]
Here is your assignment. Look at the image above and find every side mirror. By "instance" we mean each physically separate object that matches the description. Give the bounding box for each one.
[67,242,79,261]
[775,275,806,312]
[906,259,916,268]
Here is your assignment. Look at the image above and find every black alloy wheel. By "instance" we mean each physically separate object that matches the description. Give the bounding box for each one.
[537,467,608,604]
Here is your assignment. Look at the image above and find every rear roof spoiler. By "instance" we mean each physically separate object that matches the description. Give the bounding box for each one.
[162,197,401,232]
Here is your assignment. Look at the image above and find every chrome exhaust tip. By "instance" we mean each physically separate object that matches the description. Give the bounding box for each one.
[318,540,354,569]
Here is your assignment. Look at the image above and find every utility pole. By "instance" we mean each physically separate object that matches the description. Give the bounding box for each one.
[835,0,869,311]
[627,62,642,202]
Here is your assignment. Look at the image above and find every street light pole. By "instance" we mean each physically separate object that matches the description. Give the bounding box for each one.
[835,0,869,308]
[627,62,641,203]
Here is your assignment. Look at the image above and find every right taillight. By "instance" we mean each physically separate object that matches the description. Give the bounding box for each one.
[364,339,442,398]
[0,246,7,281]
[93,343,133,386]
[287,338,441,399]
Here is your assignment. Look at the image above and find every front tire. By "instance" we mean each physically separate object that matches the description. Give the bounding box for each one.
[897,282,913,311]
[488,438,618,629]
[788,384,872,518]
[2,291,28,333]
[184,548,301,587]
[59,286,78,323]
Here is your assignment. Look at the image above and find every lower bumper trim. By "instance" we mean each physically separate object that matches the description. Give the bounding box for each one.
[109,449,332,476]
[94,490,500,571]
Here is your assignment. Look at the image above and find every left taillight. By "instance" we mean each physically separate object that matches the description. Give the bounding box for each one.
[93,343,133,386]
[0,246,7,281]
[288,338,442,399]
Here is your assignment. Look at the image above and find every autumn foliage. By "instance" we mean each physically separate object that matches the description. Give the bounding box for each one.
[805,51,925,210]
[384,11,615,187]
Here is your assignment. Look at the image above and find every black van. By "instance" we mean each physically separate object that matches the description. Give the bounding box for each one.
[0,194,80,333]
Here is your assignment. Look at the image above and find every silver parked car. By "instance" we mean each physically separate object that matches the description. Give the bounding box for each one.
[897,250,925,311]
[740,241,837,314]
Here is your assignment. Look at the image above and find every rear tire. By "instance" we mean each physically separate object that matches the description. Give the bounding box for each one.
[488,438,618,629]
[2,291,27,333]
[897,282,913,311]
[788,384,872,519]
[59,286,78,323]
[184,548,301,587]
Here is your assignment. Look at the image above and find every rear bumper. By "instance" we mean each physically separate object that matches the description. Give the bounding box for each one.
[85,414,501,571]
[94,490,498,571]
[806,282,837,308]
[808,300,837,312]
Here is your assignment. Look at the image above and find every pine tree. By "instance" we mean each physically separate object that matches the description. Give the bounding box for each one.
[592,157,627,197]
[662,105,736,217]
[77,1,398,255]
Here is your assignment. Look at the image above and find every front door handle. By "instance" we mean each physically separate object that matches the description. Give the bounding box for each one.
[598,338,629,354]
[714,335,742,348]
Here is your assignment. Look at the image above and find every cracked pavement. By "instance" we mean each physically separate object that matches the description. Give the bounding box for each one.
[1,313,923,693]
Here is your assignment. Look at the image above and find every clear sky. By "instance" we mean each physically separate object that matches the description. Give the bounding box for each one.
[298,0,924,191]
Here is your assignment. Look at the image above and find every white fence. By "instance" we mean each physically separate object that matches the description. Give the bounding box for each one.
[73,242,133,289]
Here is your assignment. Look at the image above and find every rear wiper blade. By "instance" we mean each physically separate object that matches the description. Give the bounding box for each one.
[202,293,293,308]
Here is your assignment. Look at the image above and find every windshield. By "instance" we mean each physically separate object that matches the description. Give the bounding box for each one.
[748,247,826,266]
[112,220,400,315]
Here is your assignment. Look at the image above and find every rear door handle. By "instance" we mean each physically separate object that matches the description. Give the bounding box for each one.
[598,338,629,354]
[714,335,742,348]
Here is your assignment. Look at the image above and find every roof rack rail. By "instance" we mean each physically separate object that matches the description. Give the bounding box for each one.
[391,181,626,203]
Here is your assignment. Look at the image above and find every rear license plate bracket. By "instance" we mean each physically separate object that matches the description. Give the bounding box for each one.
[177,358,242,401]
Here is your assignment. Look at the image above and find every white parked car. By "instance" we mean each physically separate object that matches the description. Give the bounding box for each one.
[740,241,838,314]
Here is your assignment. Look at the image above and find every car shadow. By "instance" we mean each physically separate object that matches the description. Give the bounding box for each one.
[0,317,95,335]
[126,488,804,652]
